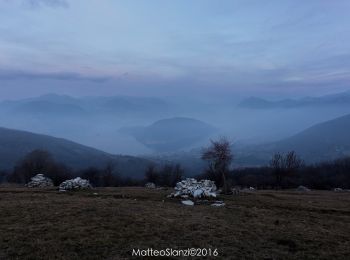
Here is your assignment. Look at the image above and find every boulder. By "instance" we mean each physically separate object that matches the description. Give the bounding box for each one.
[59,177,92,192]
[181,200,194,206]
[296,185,310,192]
[26,174,53,188]
[171,178,217,199]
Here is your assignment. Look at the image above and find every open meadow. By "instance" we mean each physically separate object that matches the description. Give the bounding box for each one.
[0,187,349,259]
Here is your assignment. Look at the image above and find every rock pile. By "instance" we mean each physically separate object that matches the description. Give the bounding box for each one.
[26,174,53,188]
[59,177,92,192]
[171,178,217,198]
[145,182,156,189]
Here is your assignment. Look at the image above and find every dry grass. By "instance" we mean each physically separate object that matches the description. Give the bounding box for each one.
[0,187,350,259]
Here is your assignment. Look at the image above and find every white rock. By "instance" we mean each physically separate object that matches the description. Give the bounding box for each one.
[334,188,343,192]
[181,200,194,206]
[193,189,204,198]
[296,185,310,192]
[211,202,225,207]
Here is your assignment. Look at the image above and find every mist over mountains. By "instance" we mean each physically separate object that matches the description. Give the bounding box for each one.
[0,90,349,176]
[239,91,350,109]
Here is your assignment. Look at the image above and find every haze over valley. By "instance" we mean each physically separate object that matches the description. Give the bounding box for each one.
[0,91,349,176]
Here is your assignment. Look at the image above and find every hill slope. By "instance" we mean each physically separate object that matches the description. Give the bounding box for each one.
[0,127,150,177]
[270,113,350,161]
[237,114,350,165]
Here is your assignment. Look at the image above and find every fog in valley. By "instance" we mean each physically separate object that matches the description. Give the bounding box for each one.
[0,90,350,174]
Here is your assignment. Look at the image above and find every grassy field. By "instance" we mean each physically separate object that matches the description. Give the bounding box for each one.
[0,187,349,259]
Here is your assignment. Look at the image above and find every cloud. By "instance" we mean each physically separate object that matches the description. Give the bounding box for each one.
[24,0,69,9]
[0,70,109,82]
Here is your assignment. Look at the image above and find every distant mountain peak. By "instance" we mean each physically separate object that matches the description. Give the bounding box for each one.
[122,117,217,152]
[238,91,350,109]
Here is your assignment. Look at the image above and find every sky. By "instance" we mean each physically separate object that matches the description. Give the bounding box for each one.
[0,0,350,99]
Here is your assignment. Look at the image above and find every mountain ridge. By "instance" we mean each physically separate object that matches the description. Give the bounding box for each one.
[0,127,150,178]
[238,91,350,109]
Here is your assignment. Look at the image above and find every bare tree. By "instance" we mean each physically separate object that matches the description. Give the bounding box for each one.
[145,163,184,187]
[285,151,303,172]
[101,162,119,187]
[270,152,284,188]
[171,164,184,186]
[201,137,233,194]
[270,151,302,188]
[144,164,159,184]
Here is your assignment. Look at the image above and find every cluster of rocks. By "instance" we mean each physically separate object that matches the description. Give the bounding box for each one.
[170,178,217,199]
[59,177,92,192]
[168,178,225,207]
[26,174,53,188]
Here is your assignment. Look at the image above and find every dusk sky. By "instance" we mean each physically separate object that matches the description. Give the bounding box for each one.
[1,0,350,99]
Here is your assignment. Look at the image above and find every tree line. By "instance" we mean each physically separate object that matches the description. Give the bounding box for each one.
[198,137,350,191]
[1,149,143,187]
[0,149,184,187]
[1,139,350,190]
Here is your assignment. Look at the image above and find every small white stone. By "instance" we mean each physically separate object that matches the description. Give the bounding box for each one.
[211,202,225,207]
[181,200,194,206]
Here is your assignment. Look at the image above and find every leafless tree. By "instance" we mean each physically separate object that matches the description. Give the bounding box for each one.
[285,151,303,172]
[171,164,184,186]
[270,151,303,188]
[144,164,159,184]
[201,137,233,194]
[101,161,119,187]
